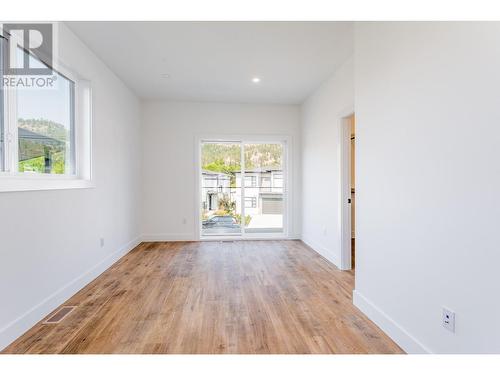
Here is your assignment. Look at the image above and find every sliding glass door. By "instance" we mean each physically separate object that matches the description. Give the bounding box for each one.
[200,140,286,238]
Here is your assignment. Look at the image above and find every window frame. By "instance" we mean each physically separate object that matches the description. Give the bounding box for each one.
[244,175,257,188]
[272,172,283,191]
[0,68,4,172]
[0,39,93,192]
[244,196,257,208]
[261,176,271,192]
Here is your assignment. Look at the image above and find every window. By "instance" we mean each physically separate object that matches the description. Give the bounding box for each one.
[261,176,271,192]
[244,175,257,187]
[0,37,92,192]
[16,50,75,175]
[244,197,257,208]
[273,173,283,188]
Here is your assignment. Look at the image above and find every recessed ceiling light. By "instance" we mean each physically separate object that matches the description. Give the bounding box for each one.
[161,73,170,79]
[252,77,261,83]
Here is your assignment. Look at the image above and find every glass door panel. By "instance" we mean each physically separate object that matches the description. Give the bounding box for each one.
[243,143,284,234]
[200,142,242,236]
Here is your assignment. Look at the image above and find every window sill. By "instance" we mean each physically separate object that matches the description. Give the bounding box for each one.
[0,176,95,193]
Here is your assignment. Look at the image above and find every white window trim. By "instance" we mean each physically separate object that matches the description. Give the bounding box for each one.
[0,50,93,193]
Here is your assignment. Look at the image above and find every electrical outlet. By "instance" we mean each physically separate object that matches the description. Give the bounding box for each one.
[442,307,455,333]
[322,227,327,236]
[182,218,187,225]
[100,238,105,248]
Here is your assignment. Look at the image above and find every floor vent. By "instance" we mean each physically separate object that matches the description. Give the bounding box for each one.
[44,306,76,324]
[220,240,235,243]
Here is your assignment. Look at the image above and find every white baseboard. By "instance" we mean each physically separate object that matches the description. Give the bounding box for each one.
[0,236,142,351]
[141,233,196,242]
[300,236,339,267]
[353,290,431,354]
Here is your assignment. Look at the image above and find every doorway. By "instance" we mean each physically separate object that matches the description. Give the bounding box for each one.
[198,139,288,238]
[340,113,355,270]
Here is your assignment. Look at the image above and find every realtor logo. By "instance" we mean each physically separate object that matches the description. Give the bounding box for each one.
[1,22,53,75]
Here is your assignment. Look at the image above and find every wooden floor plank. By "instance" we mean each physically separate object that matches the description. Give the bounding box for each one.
[2,240,403,354]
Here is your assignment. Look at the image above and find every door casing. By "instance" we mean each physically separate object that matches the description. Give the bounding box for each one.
[339,110,355,270]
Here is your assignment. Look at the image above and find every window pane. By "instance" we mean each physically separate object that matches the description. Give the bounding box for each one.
[261,176,271,192]
[243,143,284,234]
[245,197,257,208]
[17,49,75,175]
[273,173,283,188]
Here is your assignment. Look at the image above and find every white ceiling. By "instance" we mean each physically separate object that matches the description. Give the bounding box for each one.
[66,22,353,104]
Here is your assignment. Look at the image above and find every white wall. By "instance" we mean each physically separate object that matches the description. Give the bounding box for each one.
[0,24,142,349]
[141,100,301,240]
[353,22,500,353]
[300,57,354,266]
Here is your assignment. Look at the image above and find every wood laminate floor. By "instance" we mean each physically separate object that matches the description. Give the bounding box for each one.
[2,240,403,354]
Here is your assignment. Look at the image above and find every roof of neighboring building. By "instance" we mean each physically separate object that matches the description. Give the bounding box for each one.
[19,128,65,146]
[235,167,282,174]
[202,169,231,177]
[18,128,65,162]
[202,167,282,176]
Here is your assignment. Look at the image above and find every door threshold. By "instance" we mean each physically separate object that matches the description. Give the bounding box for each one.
[200,235,290,241]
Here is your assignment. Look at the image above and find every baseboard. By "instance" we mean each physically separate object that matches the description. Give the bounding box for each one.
[0,236,142,351]
[141,233,196,242]
[353,290,431,354]
[300,236,339,268]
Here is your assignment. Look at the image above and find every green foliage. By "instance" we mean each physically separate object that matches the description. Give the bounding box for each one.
[203,160,240,186]
[204,160,240,174]
[201,143,241,171]
[218,195,236,213]
[18,151,66,174]
[234,214,252,226]
[51,152,66,174]
[201,143,282,173]
[19,156,45,173]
